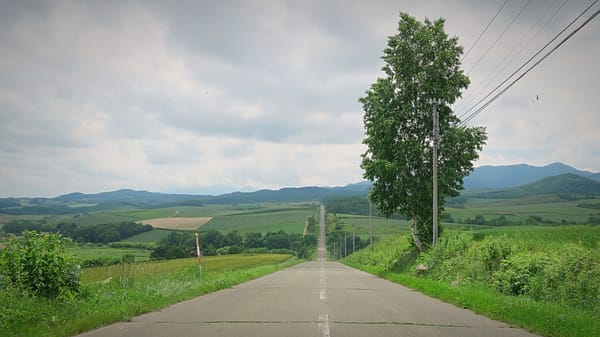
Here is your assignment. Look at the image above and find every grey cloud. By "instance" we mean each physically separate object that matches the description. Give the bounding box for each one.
[0,0,598,197]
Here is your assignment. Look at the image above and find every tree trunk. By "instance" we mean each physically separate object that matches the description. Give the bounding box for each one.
[411,217,425,252]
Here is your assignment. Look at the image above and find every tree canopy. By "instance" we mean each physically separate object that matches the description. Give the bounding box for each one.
[360,13,487,250]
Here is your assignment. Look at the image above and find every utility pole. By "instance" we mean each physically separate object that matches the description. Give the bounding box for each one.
[429,98,442,247]
[369,199,373,249]
[352,221,355,254]
[333,241,336,260]
[344,229,347,257]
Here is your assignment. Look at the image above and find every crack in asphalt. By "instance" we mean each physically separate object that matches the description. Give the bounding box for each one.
[137,320,508,328]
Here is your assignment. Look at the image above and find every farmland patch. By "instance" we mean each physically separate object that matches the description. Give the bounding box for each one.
[138,217,212,230]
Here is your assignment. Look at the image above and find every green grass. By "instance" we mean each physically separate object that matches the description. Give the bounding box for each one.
[341,225,600,337]
[121,228,174,243]
[472,225,600,249]
[447,198,597,224]
[337,214,410,235]
[345,262,599,337]
[68,245,151,263]
[1,254,299,337]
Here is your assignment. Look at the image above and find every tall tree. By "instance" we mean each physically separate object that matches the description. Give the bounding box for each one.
[360,13,487,251]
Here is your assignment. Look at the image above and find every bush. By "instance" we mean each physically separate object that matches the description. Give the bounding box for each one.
[492,245,599,312]
[0,231,81,299]
[493,252,550,296]
[417,231,472,282]
[80,256,121,268]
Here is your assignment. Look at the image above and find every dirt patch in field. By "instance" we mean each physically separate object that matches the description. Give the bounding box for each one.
[138,217,213,230]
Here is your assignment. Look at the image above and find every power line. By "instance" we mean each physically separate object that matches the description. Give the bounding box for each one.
[457,0,569,119]
[460,5,600,126]
[459,0,599,125]
[467,0,533,75]
[461,0,509,62]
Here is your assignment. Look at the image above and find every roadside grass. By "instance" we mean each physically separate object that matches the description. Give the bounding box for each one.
[345,262,598,337]
[341,225,600,337]
[1,254,299,337]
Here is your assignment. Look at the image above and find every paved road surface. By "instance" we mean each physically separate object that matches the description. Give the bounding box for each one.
[76,205,539,337]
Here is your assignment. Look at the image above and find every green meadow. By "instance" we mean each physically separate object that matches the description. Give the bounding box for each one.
[1,254,298,337]
[342,225,600,337]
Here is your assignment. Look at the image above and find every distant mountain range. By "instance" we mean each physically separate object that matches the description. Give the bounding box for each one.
[471,173,600,199]
[0,162,598,215]
[464,162,600,190]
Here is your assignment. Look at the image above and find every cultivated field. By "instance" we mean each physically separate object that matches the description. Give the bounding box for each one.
[138,216,212,230]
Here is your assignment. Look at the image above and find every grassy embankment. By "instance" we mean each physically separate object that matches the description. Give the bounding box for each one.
[342,225,600,337]
[1,254,299,337]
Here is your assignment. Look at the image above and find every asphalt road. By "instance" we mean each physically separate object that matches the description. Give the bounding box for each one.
[76,206,540,337]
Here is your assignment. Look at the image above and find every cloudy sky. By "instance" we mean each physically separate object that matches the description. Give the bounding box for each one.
[1,0,598,197]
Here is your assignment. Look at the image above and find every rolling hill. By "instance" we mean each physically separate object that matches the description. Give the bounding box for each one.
[472,173,600,199]
[1,162,598,215]
[464,162,600,189]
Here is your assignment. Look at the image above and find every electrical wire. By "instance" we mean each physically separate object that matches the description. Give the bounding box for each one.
[457,0,569,119]
[466,0,533,75]
[458,0,599,125]
[459,5,600,126]
[461,0,509,62]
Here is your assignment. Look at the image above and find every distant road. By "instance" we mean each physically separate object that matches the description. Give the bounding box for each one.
[76,205,539,337]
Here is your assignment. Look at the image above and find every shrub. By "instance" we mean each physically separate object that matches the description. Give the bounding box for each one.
[0,231,81,299]
[493,252,550,296]
[417,231,472,282]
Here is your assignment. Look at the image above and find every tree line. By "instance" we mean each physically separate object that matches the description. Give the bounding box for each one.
[2,219,152,244]
[150,229,317,260]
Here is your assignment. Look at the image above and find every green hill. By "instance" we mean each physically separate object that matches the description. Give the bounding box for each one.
[474,173,600,199]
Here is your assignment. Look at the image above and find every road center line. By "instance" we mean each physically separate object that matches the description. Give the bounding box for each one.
[318,314,331,337]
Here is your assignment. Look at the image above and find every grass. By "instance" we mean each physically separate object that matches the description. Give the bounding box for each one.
[122,228,174,243]
[341,225,600,337]
[345,262,599,337]
[337,214,410,235]
[447,198,597,224]
[136,216,212,230]
[1,254,299,337]
[68,245,152,263]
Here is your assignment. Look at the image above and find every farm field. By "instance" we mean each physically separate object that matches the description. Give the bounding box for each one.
[68,245,151,262]
[333,197,600,239]
[123,228,174,243]
[336,214,410,235]
[137,216,212,230]
[446,198,598,223]
[200,205,318,233]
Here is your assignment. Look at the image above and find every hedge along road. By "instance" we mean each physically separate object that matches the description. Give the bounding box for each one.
[75,205,540,337]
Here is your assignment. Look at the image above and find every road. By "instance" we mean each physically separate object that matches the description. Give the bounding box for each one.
[76,205,539,337]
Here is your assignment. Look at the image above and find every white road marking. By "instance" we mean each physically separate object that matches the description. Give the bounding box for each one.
[318,314,331,337]
[320,289,326,300]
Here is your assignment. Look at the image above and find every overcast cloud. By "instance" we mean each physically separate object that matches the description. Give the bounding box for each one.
[0,0,598,197]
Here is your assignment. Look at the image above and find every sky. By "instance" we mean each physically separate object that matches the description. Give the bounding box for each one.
[0,0,598,197]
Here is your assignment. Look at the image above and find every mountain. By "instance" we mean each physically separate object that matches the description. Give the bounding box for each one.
[472,173,600,199]
[54,189,209,207]
[464,162,599,190]
[0,183,371,215]
[204,184,369,204]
